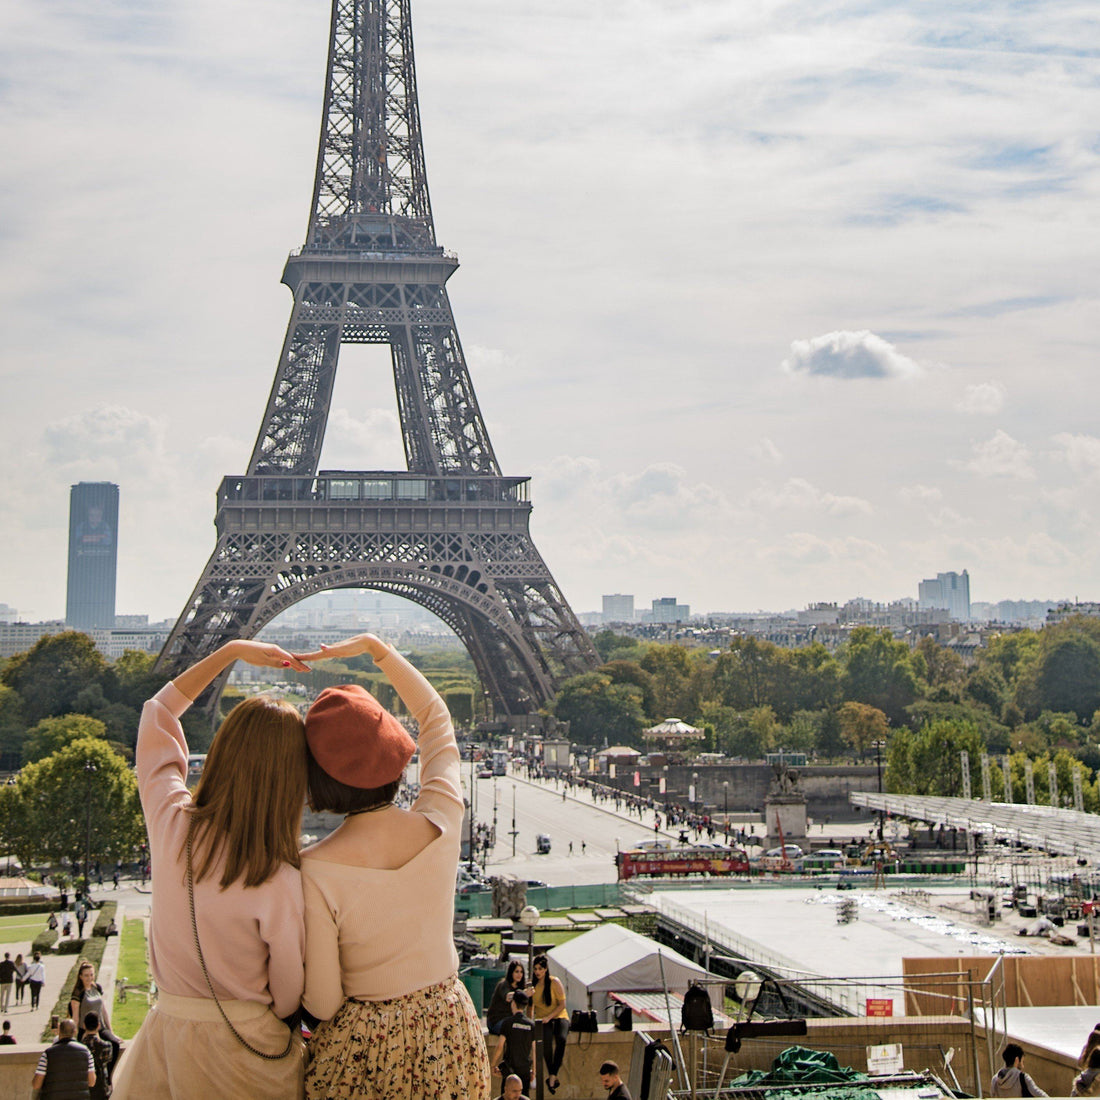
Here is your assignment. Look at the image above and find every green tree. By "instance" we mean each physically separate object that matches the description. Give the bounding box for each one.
[784,710,822,755]
[781,645,841,716]
[837,700,889,760]
[0,684,25,766]
[840,627,922,724]
[552,673,645,746]
[639,644,693,720]
[916,636,967,700]
[886,718,985,797]
[1033,634,1100,721]
[591,630,644,663]
[710,638,786,712]
[601,660,656,716]
[0,632,107,725]
[22,714,109,765]
[2,737,144,870]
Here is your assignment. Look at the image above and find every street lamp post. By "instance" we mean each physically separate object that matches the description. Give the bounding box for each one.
[83,760,97,900]
[510,784,518,858]
[872,740,886,841]
[519,906,543,1100]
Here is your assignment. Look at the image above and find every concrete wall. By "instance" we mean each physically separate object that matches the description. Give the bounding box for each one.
[601,764,881,824]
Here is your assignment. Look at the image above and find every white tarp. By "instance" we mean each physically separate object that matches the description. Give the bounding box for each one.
[547,923,716,1020]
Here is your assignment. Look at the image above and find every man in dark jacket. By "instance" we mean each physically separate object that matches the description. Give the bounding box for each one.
[0,953,14,1012]
[32,1019,96,1098]
[492,990,535,1090]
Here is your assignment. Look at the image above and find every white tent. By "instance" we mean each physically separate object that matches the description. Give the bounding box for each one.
[547,922,717,1021]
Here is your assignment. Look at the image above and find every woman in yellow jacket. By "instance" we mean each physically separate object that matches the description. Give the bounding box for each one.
[528,954,569,1094]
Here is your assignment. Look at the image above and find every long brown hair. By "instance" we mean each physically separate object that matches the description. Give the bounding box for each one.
[189,695,307,889]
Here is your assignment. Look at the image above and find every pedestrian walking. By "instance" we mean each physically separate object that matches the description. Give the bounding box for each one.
[991,1044,1047,1096]
[75,899,88,939]
[111,872,119,891]
[14,953,27,1005]
[0,953,15,1012]
[25,953,45,1009]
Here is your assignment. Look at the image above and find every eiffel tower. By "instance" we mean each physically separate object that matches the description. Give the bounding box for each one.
[158,0,599,717]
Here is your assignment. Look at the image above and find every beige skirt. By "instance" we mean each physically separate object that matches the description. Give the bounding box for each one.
[112,991,306,1100]
[305,975,491,1100]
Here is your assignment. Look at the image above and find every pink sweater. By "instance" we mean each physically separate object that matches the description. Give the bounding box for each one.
[301,646,464,1018]
[136,684,305,1019]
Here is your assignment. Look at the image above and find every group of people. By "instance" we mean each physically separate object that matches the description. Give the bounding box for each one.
[0,950,45,1012]
[485,957,569,1094]
[68,631,492,1100]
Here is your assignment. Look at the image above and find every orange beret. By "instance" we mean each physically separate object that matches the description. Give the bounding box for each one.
[305,684,415,788]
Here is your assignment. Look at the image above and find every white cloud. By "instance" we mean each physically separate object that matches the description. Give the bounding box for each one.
[750,478,873,517]
[963,430,1036,480]
[956,382,1005,415]
[1052,432,1100,477]
[43,405,168,473]
[900,484,943,503]
[781,331,921,380]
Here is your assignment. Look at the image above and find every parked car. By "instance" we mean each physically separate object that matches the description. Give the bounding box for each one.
[765,844,804,860]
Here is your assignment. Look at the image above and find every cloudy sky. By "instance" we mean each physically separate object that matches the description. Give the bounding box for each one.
[2,0,1098,623]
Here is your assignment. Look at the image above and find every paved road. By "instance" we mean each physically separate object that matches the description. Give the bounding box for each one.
[455,769,681,887]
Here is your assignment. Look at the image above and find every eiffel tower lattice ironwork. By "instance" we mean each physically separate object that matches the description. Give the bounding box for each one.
[158,0,599,716]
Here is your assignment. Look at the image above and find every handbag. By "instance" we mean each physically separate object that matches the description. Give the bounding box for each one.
[186,818,295,1060]
[569,1009,598,1033]
[613,1002,633,1031]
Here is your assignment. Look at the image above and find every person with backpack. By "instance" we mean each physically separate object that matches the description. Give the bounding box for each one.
[991,1044,1047,1096]
[82,1012,114,1099]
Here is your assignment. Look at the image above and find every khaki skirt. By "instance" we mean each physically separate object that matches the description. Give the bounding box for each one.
[112,991,306,1100]
[306,975,491,1100]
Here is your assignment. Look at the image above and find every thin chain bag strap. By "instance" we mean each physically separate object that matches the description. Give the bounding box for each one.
[186,818,295,1060]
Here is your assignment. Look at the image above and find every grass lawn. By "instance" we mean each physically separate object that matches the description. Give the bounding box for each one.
[471,907,619,957]
[0,912,51,944]
[111,916,153,1039]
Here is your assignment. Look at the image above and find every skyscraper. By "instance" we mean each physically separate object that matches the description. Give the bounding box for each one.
[917,570,970,621]
[65,482,119,630]
[602,594,635,623]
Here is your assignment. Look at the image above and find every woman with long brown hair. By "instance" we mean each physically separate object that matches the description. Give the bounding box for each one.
[112,640,312,1100]
[294,632,491,1099]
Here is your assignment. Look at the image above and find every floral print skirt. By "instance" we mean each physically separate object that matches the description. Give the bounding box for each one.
[305,975,491,1100]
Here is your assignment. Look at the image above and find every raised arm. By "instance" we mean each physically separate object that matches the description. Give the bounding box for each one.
[172,641,310,702]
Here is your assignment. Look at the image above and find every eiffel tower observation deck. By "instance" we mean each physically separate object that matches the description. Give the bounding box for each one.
[158,0,599,718]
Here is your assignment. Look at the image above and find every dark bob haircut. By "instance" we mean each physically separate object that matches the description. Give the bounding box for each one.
[307,749,400,815]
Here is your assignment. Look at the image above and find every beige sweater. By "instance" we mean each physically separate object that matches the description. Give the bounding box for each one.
[301,646,464,1018]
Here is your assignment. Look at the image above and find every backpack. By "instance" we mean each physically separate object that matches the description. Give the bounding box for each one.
[680,982,713,1032]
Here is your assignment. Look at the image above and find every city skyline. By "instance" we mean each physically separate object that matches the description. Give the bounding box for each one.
[3,1,1098,623]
